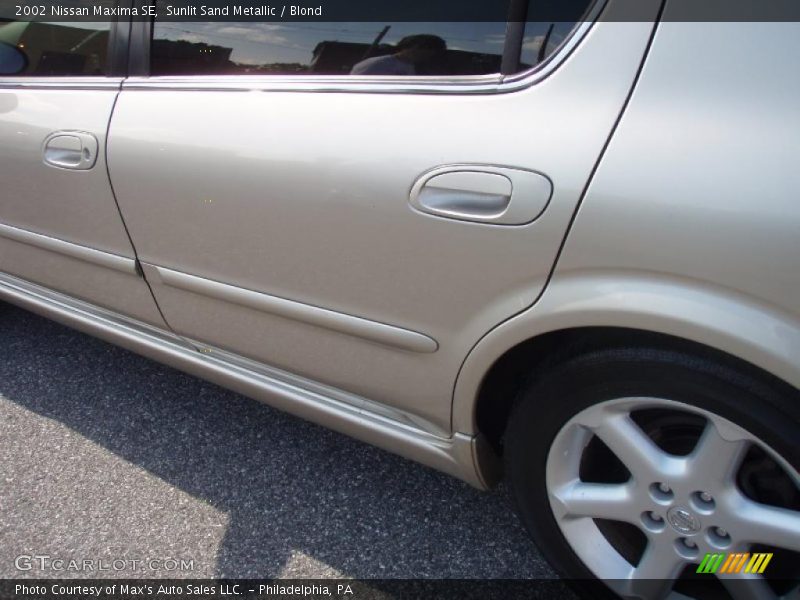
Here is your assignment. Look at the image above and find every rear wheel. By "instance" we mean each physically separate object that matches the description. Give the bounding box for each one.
[504,346,800,600]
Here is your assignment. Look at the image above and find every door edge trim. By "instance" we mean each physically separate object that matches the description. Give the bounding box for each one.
[149,264,439,354]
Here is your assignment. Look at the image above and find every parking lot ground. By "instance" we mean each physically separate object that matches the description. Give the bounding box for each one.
[0,303,558,581]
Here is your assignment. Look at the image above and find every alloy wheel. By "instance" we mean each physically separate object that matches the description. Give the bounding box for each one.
[546,397,800,599]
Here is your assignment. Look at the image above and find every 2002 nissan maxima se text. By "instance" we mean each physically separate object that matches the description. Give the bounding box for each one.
[0,0,798,597]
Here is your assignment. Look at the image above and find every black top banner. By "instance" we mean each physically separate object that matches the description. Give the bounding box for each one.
[3,0,800,22]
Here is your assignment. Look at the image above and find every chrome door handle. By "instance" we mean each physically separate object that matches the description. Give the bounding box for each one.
[43,131,99,170]
[410,165,553,225]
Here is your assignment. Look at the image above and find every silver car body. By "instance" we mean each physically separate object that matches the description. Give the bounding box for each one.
[0,0,798,491]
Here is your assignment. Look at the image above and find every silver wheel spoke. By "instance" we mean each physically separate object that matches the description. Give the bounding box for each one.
[592,413,684,481]
[718,572,779,600]
[616,541,684,600]
[689,420,749,485]
[731,496,800,553]
[551,481,638,523]
[781,585,800,600]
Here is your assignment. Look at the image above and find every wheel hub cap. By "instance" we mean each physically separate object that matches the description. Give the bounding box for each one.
[666,506,701,535]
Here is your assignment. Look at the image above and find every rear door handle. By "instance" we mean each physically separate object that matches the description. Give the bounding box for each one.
[410,165,553,225]
[43,131,98,170]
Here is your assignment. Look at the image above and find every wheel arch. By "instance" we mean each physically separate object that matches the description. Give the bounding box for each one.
[456,271,800,480]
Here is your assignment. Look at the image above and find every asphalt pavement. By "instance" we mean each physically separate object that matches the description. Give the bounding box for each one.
[0,302,559,581]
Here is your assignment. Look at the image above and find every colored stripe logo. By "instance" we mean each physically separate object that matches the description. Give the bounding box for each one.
[697,552,773,574]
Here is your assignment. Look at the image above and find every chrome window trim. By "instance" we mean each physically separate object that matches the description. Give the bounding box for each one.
[0,77,123,90]
[124,73,505,94]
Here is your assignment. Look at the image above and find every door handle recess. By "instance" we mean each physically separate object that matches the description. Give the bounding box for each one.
[43,131,98,170]
[410,165,553,225]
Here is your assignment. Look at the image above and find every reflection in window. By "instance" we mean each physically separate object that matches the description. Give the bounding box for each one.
[521,0,593,69]
[520,21,582,69]
[151,22,518,76]
[149,0,597,78]
[0,19,109,76]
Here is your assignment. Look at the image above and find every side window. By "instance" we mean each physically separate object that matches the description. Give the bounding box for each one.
[0,20,111,76]
[150,4,593,78]
[151,22,512,77]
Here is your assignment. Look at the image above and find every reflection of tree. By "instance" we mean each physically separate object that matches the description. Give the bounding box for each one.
[7,22,108,75]
[311,40,502,76]
[235,62,306,74]
[152,39,233,75]
[153,38,308,75]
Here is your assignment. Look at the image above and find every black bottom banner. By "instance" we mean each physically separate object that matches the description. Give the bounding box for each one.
[2,579,582,600]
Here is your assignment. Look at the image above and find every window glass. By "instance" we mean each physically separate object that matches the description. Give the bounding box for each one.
[151,22,518,76]
[520,21,581,69]
[149,0,596,78]
[0,20,110,76]
[520,0,592,68]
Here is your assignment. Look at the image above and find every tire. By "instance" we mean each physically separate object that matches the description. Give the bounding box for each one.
[504,344,800,600]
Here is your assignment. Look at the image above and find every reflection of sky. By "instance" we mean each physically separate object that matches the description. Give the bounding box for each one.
[521,21,577,66]
[153,22,559,66]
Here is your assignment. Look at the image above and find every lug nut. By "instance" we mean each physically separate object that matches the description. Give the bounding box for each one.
[700,492,713,503]
[641,511,667,533]
[649,482,676,503]
[684,539,697,548]
[716,527,728,537]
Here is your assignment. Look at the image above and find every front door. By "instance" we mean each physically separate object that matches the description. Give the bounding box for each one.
[0,18,163,326]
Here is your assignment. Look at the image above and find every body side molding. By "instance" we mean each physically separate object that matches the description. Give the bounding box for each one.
[147,264,439,354]
[0,222,137,275]
[0,272,486,488]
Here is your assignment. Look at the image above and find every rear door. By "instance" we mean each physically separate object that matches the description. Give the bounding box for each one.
[0,16,164,326]
[107,0,661,434]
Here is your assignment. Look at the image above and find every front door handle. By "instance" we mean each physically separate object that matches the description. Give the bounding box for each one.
[410,165,553,225]
[43,131,98,170]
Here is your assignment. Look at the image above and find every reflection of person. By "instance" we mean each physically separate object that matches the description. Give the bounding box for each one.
[350,34,446,75]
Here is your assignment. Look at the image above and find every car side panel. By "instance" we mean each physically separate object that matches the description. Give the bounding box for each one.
[557,19,800,321]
